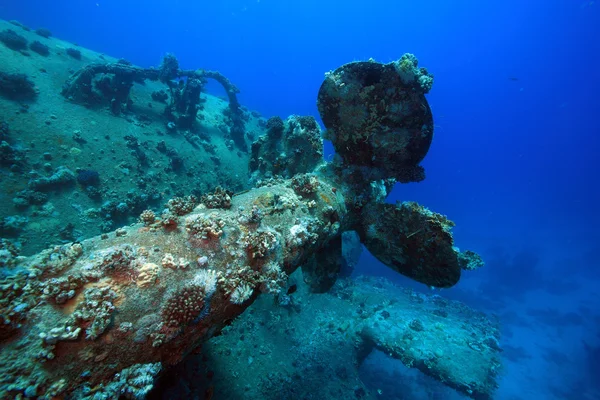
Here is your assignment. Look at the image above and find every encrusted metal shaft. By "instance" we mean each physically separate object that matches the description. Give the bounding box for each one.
[0,177,345,398]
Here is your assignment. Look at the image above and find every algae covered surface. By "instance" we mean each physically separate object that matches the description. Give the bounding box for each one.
[0,18,501,400]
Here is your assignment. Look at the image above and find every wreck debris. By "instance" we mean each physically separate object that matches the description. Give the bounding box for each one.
[61,56,247,149]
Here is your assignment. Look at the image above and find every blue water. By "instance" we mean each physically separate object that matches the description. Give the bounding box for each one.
[2,0,599,398]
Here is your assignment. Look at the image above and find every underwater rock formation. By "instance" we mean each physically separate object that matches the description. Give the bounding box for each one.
[34,28,52,39]
[0,71,37,100]
[0,29,28,51]
[29,40,50,56]
[152,274,501,400]
[0,54,488,399]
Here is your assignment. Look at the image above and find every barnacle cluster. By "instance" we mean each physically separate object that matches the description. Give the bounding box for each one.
[95,244,137,282]
[167,195,198,216]
[40,271,99,304]
[291,173,319,196]
[70,286,119,340]
[244,229,278,259]
[161,253,189,270]
[139,209,156,226]
[201,186,233,209]
[185,213,226,246]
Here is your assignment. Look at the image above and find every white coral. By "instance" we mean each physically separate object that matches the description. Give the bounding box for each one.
[230,283,253,304]
[192,269,217,296]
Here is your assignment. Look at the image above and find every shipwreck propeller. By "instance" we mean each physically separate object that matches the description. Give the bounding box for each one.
[317,54,472,288]
[317,53,435,183]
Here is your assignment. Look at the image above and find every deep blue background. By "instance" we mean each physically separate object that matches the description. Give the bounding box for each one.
[2,0,599,397]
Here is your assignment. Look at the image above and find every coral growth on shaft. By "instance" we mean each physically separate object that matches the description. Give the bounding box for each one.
[161,271,216,327]
[0,48,491,400]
